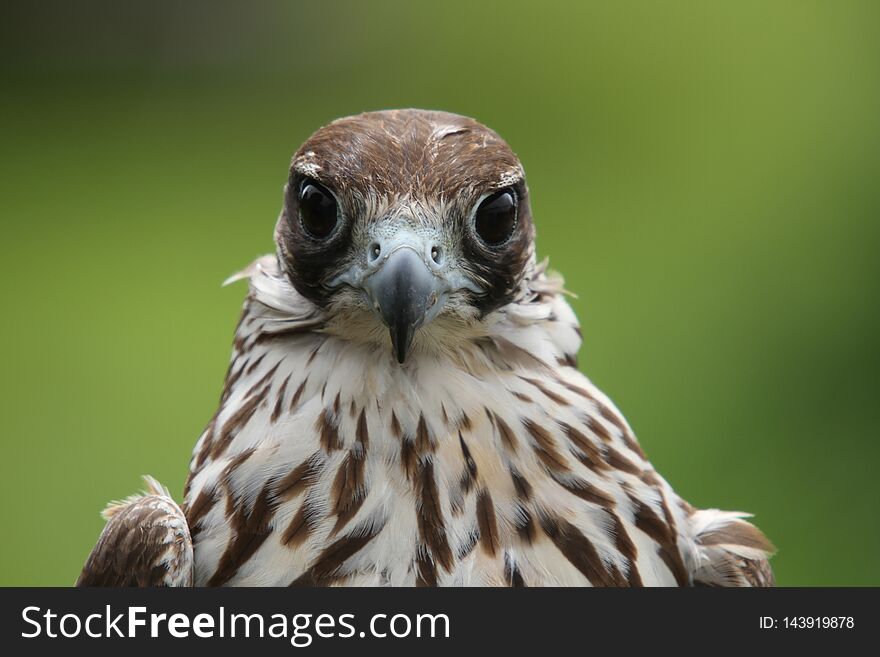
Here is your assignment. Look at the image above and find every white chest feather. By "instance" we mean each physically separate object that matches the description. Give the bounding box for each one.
[183,258,697,587]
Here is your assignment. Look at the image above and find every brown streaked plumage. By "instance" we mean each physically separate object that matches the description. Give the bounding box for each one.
[78,109,774,587]
[77,477,192,587]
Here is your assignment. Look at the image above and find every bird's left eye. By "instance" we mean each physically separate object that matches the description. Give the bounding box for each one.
[474,189,517,246]
[298,178,339,239]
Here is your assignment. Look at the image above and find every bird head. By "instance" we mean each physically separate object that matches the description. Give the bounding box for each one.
[275,109,536,363]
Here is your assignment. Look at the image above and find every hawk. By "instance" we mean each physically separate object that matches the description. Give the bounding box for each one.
[78,109,774,587]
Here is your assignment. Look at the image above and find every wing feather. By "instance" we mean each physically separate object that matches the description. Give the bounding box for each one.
[76,476,193,587]
[689,509,775,587]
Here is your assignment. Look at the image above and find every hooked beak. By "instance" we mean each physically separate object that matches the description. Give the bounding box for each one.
[364,247,447,364]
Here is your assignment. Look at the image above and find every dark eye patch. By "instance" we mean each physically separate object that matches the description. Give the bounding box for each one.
[277,176,352,307]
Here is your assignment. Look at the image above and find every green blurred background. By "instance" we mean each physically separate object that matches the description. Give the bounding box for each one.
[1,1,878,586]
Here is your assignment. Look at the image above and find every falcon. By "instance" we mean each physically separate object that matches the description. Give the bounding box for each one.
[78,109,774,587]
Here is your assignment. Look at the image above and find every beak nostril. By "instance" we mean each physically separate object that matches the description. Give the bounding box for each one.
[369,243,382,262]
[430,246,442,264]
[363,245,450,364]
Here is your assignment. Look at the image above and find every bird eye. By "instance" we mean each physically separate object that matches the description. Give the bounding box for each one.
[474,189,517,246]
[298,179,339,239]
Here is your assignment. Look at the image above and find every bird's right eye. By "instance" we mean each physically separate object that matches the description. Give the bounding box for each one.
[298,179,339,239]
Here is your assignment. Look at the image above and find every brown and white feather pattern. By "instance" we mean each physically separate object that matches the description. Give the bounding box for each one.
[77,477,193,587]
[181,256,774,586]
